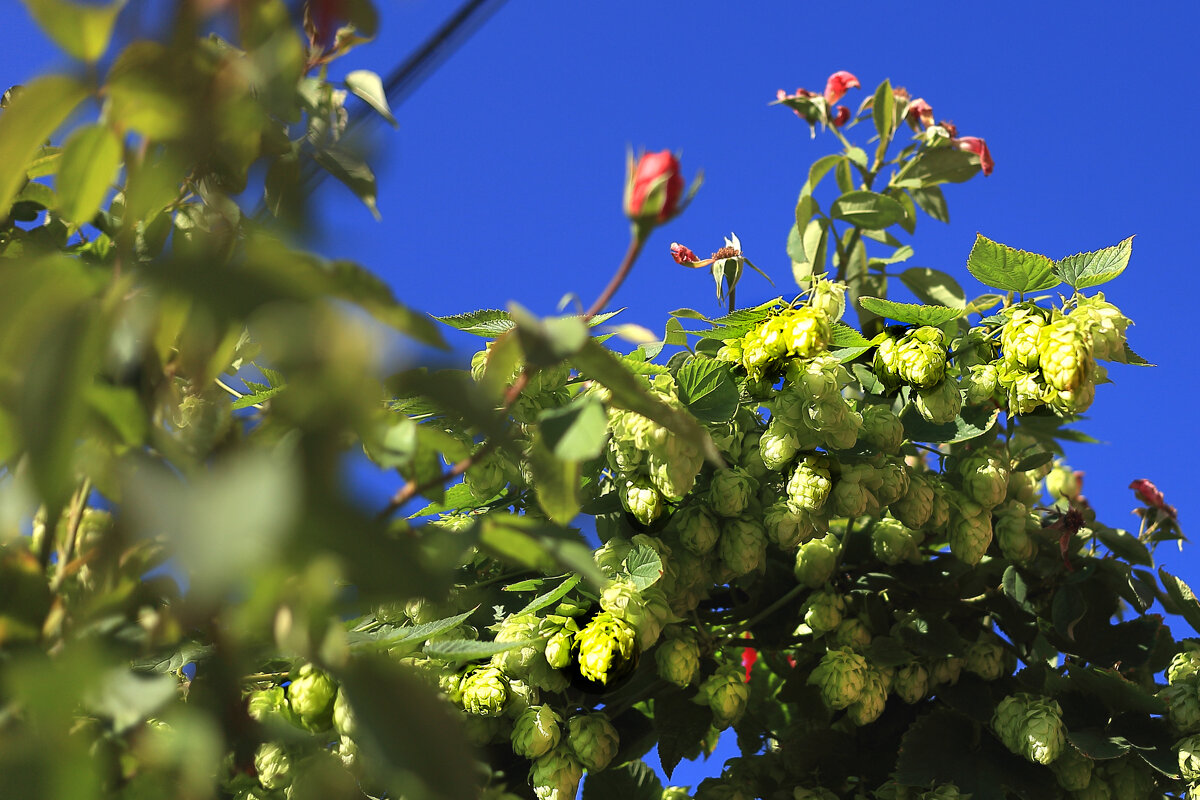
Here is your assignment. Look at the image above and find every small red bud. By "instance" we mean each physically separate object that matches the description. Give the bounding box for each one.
[670,242,699,265]
[907,98,934,129]
[824,70,861,106]
[831,105,850,127]
[626,150,684,223]
[954,136,994,176]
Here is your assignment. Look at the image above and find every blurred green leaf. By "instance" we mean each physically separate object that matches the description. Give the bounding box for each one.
[23,0,125,63]
[517,575,580,615]
[424,637,538,662]
[832,190,906,230]
[911,185,949,223]
[0,74,89,219]
[83,669,177,733]
[899,267,966,309]
[106,42,188,139]
[56,123,121,225]
[894,146,980,187]
[345,69,397,127]
[539,398,608,462]
[1160,568,1200,635]
[347,609,475,652]
[314,146,380,219]
[872,79,894,141]
[583,760,662,800]
[528,435,581,523]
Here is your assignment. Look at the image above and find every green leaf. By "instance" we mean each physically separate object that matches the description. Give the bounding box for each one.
[801,154,844,196]
[911,185,950,223]
[654,690,713,779]
[792,217,829,286]
[675,356,738,423]
[231,386,284,409]
[830,190,907,229]
[476,514,605,589]
[830,322,870,347]
[314,146,380,219]
[894,146,981,187]
[338,657,479,800]
[106,42,188,139]
[1052,585,1087,641]
[1012,450,1053,473]
[1054,236,1134,290]
[347,610,475,651]
[624,545,663,591]
[1091,523,1153,568]
[517,575,580,615]
[1159,568,1200,635]
[582,760,662,800]
[424,637,539,663]
[538,398,608,461]
[872,79,895,141]
[868,244,914,267]
[1067,730,1132,761]
[55,123,121,225]
[306,259,446,348]
[23,0,125,62]
[83,669,176,734]
[857,296,960,326]
[1066,665,1166,716]
[899,267,966,309]
[0,75,89,219]
[433,308,620,339]
[900,403,999,445]
[966,234,1060,294]
[344,69,397,127]
[528,436,581,523]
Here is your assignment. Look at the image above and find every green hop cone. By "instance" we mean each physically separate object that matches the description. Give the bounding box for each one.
[1006,469,1039,505]
[697,665,750,728]
[794,533,840,588]
[995,501,1036,562]
[672,504,721,555]
[890,472,934,530]
[1072,779,1112,800]
[785,306,833,357]
[808,646,869,710]
[948,500,993,566]
[529,744,584,800]
[544,622,577,670]
[829,473,873,519]
[765,501,823,549]
[859,404,905,454]
[998,365,1045,415]
[787,456,833,513]
[929,656,965,687]
[1169,648,1200,685]
[662,788,692,800]
[655,631,701,687]
[513,705,563,760]
[874,335,902,388]
[566,712,620,771]
[594,536,633,577]
[719,517,768,577]
[492,613,545,678]
[895,326,947,389]
[874,459,911,509]
[247,685,298,727]
[802,588,846,634]
[914,378,962,424]
[995,694,1065,765]
[1001,307,1046,370]
[1044,377,1096,416]
[808,277,847,322]
[960,453,1009,508]
[846,667,889,726]
[708,467,757,518]
[574,612,638,687]
[833,617,872,651]
[1182,734,1200,782]
[648,434,705,501]
[759,422,801,471]
[1070,292,1130,362]
[254,742,293,791]
[332,688,356,738]
[465,456,507,500]
[993,694,1027,752]
[1102,755,1157,798]
[461,666,511,716]
[1038,315,1094,392]
[871,517,920,565]
[1045,463,1080,501]
[622,477,665,526]
[1161,682,1200,733]
[962,362,1000,406]
[955,327,998,370]
[287,663,338,731]
[600,579,649,631]
[893,662,929,704]
[965,632,1009,681]
[1051,745,1094,792]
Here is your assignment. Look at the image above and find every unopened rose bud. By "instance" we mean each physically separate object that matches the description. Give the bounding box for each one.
[906,98,934,129]
[824,70,861,106]
[831,105,850,127]
[626,150,684,223]
[671,242,700,265]
[955,136,994,176]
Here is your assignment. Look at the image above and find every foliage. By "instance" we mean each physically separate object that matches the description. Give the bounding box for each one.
[0,4,1193,800]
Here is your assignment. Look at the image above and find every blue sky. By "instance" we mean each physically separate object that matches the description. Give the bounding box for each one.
[4,0,1199,792]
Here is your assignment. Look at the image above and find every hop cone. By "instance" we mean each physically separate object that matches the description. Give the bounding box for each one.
[465,456,507,500]
[1169,649,1200,685]
[948,501,993,566]
[962,362,1000,405]
[846,667,888,726]
[929,656,965,687]
[655,632,700,687]
[648,435,704,501]
[999,365,1044,415]
[574,612,638,687]
[895,326,947,388]
[332,688,356,738]
[461,666,510,716]
[1038,316,1093,392]
[662,788,692,800]
[965,632,1008,681]
[513,705,563,760]
[871,517,920,565]
[794,533,840,588]
[1071,292,1129,361]
[697,665,750,728]
[566,713,620,771]
[708,467,757,518]
[786,306,833,357]
[874,336,901,388]
[859,404,904,454]
[833,618,872,651]
[915,379,962,424]
[247,685,298,727]
[1102,756,1157,798]
[995,501,1036,562]
[254,742,293,791]
[543,622,577,670]
[759,423,801,471]
[287,663,338,731]
[1001,307,1046,370]
[890,473,934,530]
[955,327,998,370]
[961,454,1009,508]
[893,662,929,704]
[600,579,649,631]
[808,278,846,322]
[671,504,720,555]
[765,501,821,550]
[1045,464,1079,500]
[802,588,846,634]
[1162,682,1200,733]
[622,477,664,526]
[595,536,632,577]
[787,456,833,512]
[994,693,1066,765]
[829,475,873,519]
[529,744,584,800]
[719,517,767,577]
[808,647,869,710]
[1051,745,1094,792]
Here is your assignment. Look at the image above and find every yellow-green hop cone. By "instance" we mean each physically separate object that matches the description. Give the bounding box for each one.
[895,326,947,388]
[529,744,584,800]
[718,517,767,577]
[872,517,920,565]
[995,501,1036,562]
[1044,378,1096,416]
[1038,316,1094,392]
[1001,307,1046,370]
[1051,745,1094,792]
[874,459,911,509]
[859,404,905,454]
[544,623,577,670]
[1045,463,1080,501]
[787,456,832,512]
[655,632,700,688]
[802,587,846,634]
[622,477,665,526]
[893,662,929,704]
[833,617,872,651]
[254,742,293,791]
[1070,292,1130,361]
[600,579,649,630]
[965,632,1009,681]
[764,501,822,549]
[993,694,1028,752]
[808,277,847,322]
[829,474,873,519]
[997,364,1045,415]
[759,423,801,471]
[287,663,338,731]
[512,705,563,760]
[915,379,962,424]
[786,306,833,357]
[794,533,840,588]
[565,712,619,772]
[929,656,965,687]
[808,646,869,710]
[962,362,1000,406]
[708,467,757,518]
[1183,734,1200,782]
[960,453,1009,508]
[492,613,545,677]
[594,536,633,577]
[671,504,721,555]
[574,612,638,687]
[697,665,750,728]
[247,685,298,727]
[662,787,692,800]
[847,667,889,726]
[1020,697,1066,765]
[948,500,993,565]
[332,688,356,739]
[874,335,902,388]
[1169,648,1200,685]
[890,472,934,530]
[462,666,511,716]
[1161,682,1200,733]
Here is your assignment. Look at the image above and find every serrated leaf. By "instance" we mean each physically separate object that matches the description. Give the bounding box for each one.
[831,190,907,229]
[894,146,981,187]
[433,308,620,339]
[654,690,713,780]
[900,403,998,444]
[582,760,662,800]
[899,267,966,309]
[624,545,663,591]
[830,322,870,347]
[966,234,1060,294]
[538,398,608,462]
[423,637,538,662]
[56,123,121,225]
[0,75,89,219]
[675,356,738,423]
[517,575,580,616]
[1054,236,1133,289]
[344,69,397,126]
[1120,342,1154,366]
[1160,568,1200,635]
[23,0,125,62]
[231,386,284,409]
[347,609,475,651]
[857,296,961,326]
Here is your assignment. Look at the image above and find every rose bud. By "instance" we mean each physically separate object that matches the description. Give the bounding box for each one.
[625,150,684,223]
[823,70,861,105]
[906,98,934,129]
[831,105,851,127]
[671,242,700,265]
[955,136,994,176]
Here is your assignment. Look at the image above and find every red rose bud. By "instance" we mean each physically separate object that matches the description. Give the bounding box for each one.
[955,136,994,176]
[1130,478,1178,519]
[940,120,959,138]
[907,98,934,129]
[823,70,861,106]
[626,150,684,223]
[831,105,850,127]
[671,242,699,265]
[741,634,758,682]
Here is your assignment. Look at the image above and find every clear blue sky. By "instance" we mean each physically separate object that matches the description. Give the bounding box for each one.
[4,0,1199,792]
